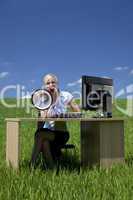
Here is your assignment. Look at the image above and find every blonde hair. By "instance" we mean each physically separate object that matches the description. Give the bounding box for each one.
[43,73,58,85]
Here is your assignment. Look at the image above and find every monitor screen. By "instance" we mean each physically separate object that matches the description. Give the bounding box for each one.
[81,76,113,115]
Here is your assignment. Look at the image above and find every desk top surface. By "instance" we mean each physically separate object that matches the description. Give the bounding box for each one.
[5,117,124,122]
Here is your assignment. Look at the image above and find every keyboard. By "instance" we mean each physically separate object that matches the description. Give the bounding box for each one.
[51,112,82,118]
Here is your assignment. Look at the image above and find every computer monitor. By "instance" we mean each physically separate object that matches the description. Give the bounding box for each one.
[82,75,113,117]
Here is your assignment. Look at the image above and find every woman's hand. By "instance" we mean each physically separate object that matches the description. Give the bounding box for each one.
[68,99,80,112]
[48,87,59,103]
[40,110,48,118]
[39,88,59,118]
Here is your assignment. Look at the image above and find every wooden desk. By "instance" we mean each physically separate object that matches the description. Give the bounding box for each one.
[80,119,124,168]
[5,117,124,169]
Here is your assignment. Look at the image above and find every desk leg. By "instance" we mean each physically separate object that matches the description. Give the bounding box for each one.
[80,120,124,168]
[6,121,20,169]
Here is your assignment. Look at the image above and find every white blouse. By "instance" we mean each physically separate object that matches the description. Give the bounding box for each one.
[43,91,73,130]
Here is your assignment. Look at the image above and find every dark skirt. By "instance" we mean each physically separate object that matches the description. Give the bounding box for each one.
[30,127,70,166]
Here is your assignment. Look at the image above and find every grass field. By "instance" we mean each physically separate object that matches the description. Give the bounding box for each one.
[0,98,133,200]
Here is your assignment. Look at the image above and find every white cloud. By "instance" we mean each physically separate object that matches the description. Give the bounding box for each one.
[123,66,128,70]
[130,69,133,75]
[114,66,129,71]
[102,76,111,79]
[30,79,35,83]
[67,78,81,87]
[126,84,133,93]
[0,72,9,79]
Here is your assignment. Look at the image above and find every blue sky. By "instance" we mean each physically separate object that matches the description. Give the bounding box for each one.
[0,0,133,97]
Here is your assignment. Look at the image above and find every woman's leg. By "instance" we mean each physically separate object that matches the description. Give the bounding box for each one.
[42,140,55,169]
[30,128,55,168]
[50,130,70,160]
[30,130,43,167]
[30,128,69,168]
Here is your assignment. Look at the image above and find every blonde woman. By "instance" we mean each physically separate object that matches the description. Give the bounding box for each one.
[30,73,80,169]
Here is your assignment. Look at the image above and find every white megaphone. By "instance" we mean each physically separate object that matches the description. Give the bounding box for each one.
[31,89,53,110]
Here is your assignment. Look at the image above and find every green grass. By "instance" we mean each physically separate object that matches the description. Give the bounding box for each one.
[0,98,133,200]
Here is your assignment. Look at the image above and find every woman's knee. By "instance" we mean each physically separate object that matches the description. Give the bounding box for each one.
[34,128,55,141]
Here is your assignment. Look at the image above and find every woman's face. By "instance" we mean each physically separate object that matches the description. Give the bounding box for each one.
[44,76,58,92]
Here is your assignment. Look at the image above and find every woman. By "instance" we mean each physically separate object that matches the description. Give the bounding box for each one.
[30,73,80,169]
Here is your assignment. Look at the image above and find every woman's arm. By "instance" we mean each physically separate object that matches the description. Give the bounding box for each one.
[68,99,80,112]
